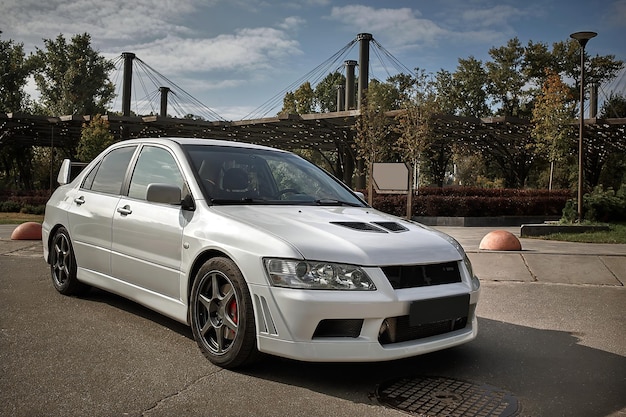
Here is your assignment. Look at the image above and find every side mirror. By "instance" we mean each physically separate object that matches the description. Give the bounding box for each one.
[57,159,88,185]
[146,183,182,205]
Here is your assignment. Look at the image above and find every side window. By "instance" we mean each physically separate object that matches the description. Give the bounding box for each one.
[81,160,101,190]
[85,146,136,195]
[128,146,185,200]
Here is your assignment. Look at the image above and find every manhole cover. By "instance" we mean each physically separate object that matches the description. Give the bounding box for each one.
[376,376,520,417]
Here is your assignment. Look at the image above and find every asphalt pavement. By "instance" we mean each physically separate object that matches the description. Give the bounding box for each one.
[1,224,625,417]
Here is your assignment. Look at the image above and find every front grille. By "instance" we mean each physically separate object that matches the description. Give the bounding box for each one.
[379,316,468,345]
[313,319,363,338]
[382,262,461,289]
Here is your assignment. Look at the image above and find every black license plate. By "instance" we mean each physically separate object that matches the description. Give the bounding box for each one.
[409,294,470,326]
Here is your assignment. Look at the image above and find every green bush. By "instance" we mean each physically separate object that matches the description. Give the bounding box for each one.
[20,204,46,215]
[562,185,626,223]
[363,187,572,217]
[0,200,22,212]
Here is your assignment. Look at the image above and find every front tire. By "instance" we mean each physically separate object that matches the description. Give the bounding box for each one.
[50,227,89,295]
[190,257,259,368]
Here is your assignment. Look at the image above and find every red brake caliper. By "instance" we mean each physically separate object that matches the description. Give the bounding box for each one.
[228,299,238,324]
[226,298,238,339]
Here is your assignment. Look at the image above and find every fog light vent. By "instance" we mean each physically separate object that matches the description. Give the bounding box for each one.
[313,319,363,338]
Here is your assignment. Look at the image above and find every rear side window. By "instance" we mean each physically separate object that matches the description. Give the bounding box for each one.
[82,146,136,195]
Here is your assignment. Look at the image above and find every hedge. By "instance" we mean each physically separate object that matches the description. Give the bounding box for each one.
[1,187,572,218]
[0,190,51,214]
[365,187,572,218]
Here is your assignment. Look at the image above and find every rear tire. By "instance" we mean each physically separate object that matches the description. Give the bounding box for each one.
[50,227,89,295]
[190,257,259,368]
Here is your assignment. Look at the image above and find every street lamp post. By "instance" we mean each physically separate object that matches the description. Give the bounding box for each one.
[570,31,597,223]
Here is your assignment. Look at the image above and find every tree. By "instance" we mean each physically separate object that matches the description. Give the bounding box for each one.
[280,82,315,115]
[354,93,396,200]
[453,56,490,118]
[0,35,32,112]
[293,82,315,114]
[395,99,433,186]
[280,91,297,115]
[551,39,624,106]
[523,40,554,82]
[531,69,574,190]
[486,37,528,117]
[30,33,115,116]
[585,93,626,189]
[395,71,453,187]
[366,79,402,111]
[601,93,626,118]
[76,115,116,162]
[454,37,623,188]
[0,35,35,189]
[386,73,416,104]
[597,94,626,189]
[431,69,456,115]
[314,72,345,112]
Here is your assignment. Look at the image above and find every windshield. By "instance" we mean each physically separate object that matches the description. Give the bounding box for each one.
[184,144,366,207]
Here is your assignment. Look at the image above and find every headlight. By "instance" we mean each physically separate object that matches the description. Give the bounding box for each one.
[264,259,376,290]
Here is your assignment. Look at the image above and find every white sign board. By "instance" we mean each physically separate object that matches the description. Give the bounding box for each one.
[372,163,409,193]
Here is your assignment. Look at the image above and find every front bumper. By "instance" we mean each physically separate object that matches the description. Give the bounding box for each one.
[250,266,480,362]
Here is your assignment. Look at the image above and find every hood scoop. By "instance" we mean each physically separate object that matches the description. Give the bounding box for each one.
[372,221,409,232]
[331,221,408,233]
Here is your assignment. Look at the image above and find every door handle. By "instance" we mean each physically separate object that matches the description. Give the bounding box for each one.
[74,196,85,205]
[117,205,132,215]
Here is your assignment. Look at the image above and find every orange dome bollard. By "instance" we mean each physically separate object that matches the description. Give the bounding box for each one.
[10,222,43,240]
[479,230,521,251]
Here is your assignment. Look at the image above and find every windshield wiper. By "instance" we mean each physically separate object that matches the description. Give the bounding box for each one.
[211,197,267,205]
[314,198,362,207]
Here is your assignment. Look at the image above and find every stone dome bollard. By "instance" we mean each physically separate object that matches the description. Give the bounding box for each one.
[479,230,521,251]
[10,222,43,240]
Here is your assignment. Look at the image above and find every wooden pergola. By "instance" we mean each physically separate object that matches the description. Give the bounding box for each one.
[1,111,625,189]
[3,111,624,151]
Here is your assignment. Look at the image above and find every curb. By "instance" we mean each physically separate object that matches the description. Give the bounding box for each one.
[520,224,610,237]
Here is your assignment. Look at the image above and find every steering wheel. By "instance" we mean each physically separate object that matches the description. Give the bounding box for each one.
[276,188,301,198]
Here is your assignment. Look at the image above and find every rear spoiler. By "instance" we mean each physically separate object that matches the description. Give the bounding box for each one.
[57,159,88,185]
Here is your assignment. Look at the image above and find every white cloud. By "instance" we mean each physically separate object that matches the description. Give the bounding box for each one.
[328,5,448,47]
[278,16,307,31]
[1,0,302,85]
[461,5,529,29]
[125,28,302,75]
[0,0,208,49]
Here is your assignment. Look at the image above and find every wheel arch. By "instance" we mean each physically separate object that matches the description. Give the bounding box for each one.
[45,224,67,264]
[186,249,235,320]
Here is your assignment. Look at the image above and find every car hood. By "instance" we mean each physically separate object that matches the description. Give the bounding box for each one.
[210,205,461,266]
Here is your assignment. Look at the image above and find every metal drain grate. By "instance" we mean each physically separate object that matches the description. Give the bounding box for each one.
[376,376,520,417]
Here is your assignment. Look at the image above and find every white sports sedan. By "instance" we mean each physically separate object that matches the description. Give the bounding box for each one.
[43,137,480,368]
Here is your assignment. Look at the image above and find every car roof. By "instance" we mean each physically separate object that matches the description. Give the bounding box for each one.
[120,137,288,153]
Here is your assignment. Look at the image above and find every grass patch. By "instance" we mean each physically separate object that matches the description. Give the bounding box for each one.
[0,213,45,225]
[530,223,626,244]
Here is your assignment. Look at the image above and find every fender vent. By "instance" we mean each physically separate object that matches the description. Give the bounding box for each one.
[254,295,278,335]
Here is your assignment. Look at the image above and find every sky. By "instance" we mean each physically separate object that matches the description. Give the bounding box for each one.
[2,0,625,121]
